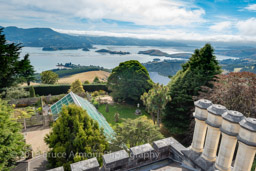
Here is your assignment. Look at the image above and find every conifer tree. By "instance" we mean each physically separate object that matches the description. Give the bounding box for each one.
[0,28,34,88]
[0,99,28,170]
[93,77,100,84]
[68,79,85,96]
[29,86,36,97]
[45,104,109,171]
[164,44,221,138]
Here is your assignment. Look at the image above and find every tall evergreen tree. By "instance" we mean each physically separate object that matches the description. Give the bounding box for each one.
[107,60,153,102]
[45,104,109,171]
[18,54,35,86]
[0,99,28,170]
[0,28,34,88]
[163,44,221,138]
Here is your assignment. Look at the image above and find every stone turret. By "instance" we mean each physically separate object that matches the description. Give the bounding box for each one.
[215,110,244,171]
[233,118,256,171]
[191,99,212,153]
[195,104,227,170]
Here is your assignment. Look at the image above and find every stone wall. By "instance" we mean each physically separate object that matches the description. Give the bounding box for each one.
[17,115,53,129]
[47,137,187,171]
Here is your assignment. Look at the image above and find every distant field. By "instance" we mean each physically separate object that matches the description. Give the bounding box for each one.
[58,70,110,84]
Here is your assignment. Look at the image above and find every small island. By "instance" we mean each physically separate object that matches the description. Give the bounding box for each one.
[138,49,191,59]
[42,47,90,51]
[96,49,130,55]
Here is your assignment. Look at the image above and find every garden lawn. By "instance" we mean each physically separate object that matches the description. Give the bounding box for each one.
[98,103,149,127]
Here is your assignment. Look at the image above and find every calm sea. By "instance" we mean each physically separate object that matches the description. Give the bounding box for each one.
[20,45,237,85]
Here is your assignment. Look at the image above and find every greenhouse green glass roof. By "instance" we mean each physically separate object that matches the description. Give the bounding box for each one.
[50,92,114,139]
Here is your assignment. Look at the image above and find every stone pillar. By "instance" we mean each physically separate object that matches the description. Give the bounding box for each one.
[202,104,227,162]
[215,110,244,171]
[233,118,256,171]
[191,99,212,153]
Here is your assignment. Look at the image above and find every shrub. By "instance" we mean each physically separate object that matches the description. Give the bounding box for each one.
[29,86,36,97]
[2,87,29,100]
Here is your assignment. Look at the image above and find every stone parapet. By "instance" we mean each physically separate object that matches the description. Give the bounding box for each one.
[70,157,99,171]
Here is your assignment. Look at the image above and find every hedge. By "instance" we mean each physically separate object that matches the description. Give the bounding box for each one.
[23,84,109,96]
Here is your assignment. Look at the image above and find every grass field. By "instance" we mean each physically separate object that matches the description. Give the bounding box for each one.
[58,70,110,84]
[98,103,149,127]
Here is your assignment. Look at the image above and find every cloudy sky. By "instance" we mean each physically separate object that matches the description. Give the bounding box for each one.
[0,0,256,42]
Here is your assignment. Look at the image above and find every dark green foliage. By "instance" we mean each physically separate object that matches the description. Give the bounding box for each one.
[0,28,34,88]
[107,60,153,102]
[141,84,171,126]
[21,84,108,96]
[93,77,100,84]
[105,104,109,113]
[84,80,90,84]
[45,104,109,171]
[164,44,221,137]
[110,116,164,150]
[40,71,59,84]
[29,86,36,97]
[0,99,28,170]
[18,54,35,86]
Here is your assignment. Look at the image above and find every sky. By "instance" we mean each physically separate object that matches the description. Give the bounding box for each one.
[0,0,256,43]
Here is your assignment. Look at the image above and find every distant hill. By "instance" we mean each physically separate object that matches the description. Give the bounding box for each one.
[1,26,187,50]
[143,60,185,77]
[2,26,92,50]
[139,49,192,59]
[215,48,256,60]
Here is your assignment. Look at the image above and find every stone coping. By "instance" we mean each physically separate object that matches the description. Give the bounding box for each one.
[47,166,64,171]
[194,99,212,109]
[222,110,244,124]
[102,150,129,165]
[207,104,227,116]
[70,157,99,171]
[153,137,172,150]
[130,143,155,156]
[239,117,256,132]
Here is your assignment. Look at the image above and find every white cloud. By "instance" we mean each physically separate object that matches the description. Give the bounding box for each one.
[53,28,256,43]
[245,4,256,11]
[236,17,256,35]
[209,21,232,32]
[2,0,205,26]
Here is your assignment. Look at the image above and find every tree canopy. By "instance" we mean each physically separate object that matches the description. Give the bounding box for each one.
[0,99,28,170]
[110,116,163,151]
[141,83,171,126]
[40,71,59,84]
[107,60,153,103]
[68,79,85,96]
[0,28,35,88]
[198,72,256,118]
[45,104,109,171]
[164,44,221,139]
